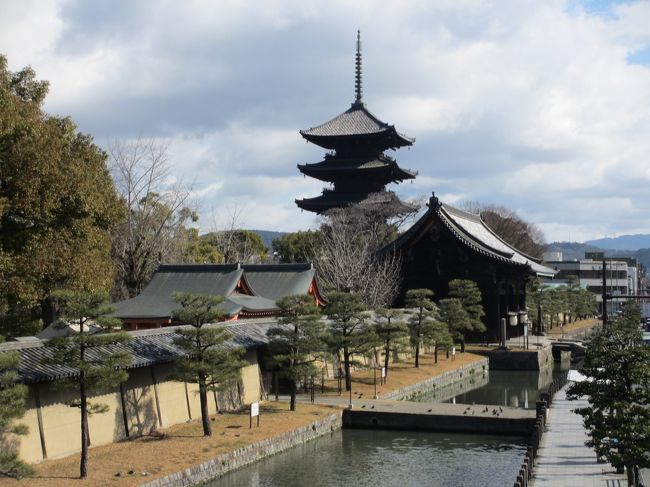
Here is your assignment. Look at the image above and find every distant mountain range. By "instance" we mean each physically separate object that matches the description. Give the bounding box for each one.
[547,234,650,270]
[250,228,650,269]
[250,230,286,248]
[584,234,650,251]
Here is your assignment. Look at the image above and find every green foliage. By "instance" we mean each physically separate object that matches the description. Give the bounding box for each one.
[405,288,441,367]
[372,308,409,377]
[324,292,371,391]
[448,279,486,333]
[272,230,322,263]
[526,278,597,328]
[618,301,641,330]
[182,227,224,264]
[267,295,323,410]
[0,337,33,479]
[171,293,246,436]
[201,230,267,264]
[0,56,124,334]
[45,290,131,478]
[438,298,472,351]
[46,290,131,405]
[567,304,650,482]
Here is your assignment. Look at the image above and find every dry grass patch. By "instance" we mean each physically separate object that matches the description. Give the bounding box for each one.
[4,352,486,487]
[546,318,600,337]
[1,403,337,487]
[316,351,485,399]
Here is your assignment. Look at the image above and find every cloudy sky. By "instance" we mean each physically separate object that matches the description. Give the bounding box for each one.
[2,0,649,243]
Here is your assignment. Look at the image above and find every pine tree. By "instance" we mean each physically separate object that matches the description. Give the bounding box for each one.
[0,337,33,479]
[438,297,473,352]
[46,290,131,479]
[267,295,323,411]
[171,293,246,436]
[405,289,436,367]
[448,279,486,339]
[324,292,371,391]
[567,304,650,486]
[372,308,408,378]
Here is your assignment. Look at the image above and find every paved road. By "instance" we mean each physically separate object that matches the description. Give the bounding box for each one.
[531,387,626,487]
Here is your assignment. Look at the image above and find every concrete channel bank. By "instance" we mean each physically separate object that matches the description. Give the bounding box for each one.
[141,356,489,486]
[140,412,343,487]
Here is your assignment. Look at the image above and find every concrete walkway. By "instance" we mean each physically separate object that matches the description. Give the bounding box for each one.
[531,387,626,486]
[294,394,534,420]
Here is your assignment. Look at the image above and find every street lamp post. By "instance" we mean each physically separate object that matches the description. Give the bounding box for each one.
[348,375,353,409]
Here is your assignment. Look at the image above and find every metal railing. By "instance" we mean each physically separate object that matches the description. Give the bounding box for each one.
[512,371,569,487]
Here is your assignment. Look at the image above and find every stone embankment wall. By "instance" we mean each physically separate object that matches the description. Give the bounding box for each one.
[344,408,536,436]
[378,357,489,401]
[141,412,343,487]
[478,346,553,371]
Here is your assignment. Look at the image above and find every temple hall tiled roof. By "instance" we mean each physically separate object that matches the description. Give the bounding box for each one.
[381,194,556,278]
[111,263,320,320]
[241,264,316,302]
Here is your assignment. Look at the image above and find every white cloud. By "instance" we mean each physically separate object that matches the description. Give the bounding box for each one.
[1,0,649,241]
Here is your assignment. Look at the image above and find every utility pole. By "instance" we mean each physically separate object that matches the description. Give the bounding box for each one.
[602,259,607,328]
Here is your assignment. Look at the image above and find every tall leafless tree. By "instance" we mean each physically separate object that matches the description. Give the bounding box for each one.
[461,201,546,258]
[109,138,195,299]
[204,205,268,264]
[315,193,418,309]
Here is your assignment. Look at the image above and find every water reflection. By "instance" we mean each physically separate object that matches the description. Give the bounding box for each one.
[207,429,527,487]
[441,368,555,409]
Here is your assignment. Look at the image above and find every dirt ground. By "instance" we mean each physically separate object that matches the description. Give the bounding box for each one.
[2,352,484,487]
[545,318,600,337]
[315,350,484,399]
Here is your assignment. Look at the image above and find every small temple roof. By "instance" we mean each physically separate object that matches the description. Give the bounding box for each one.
[111,263,320,320]
[300,103,414,150]
[382,194,556,278]
[242,263,317,302]
[298,154,417,182]
[111,264,243,319]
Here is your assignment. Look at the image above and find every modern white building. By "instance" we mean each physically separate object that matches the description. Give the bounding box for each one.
[543,252,637,315]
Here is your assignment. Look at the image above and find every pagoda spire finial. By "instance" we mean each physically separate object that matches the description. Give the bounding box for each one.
[354,30,363,104]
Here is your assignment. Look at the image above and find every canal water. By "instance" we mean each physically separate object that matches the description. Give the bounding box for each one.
[440,368,554,409]
[207,429,527,487]
[208,366,559,486]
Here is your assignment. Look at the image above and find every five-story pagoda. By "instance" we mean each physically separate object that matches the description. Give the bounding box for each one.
[295,32,417,215]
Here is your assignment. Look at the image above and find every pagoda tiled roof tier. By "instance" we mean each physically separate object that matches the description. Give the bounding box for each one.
[300,102,414,151]
[295,190,416,215]
[298,154,417,183]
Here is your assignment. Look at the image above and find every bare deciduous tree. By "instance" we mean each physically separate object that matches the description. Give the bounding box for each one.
[204,206,268,264]
[461,201,546,258]
[109,138,195,299]
[315,193,415,309]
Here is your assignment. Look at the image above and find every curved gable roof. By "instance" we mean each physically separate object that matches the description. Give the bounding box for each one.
[111,265,243,319]
[111,263,323,320]
[241,263,316,302]
[381,194,556,278]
